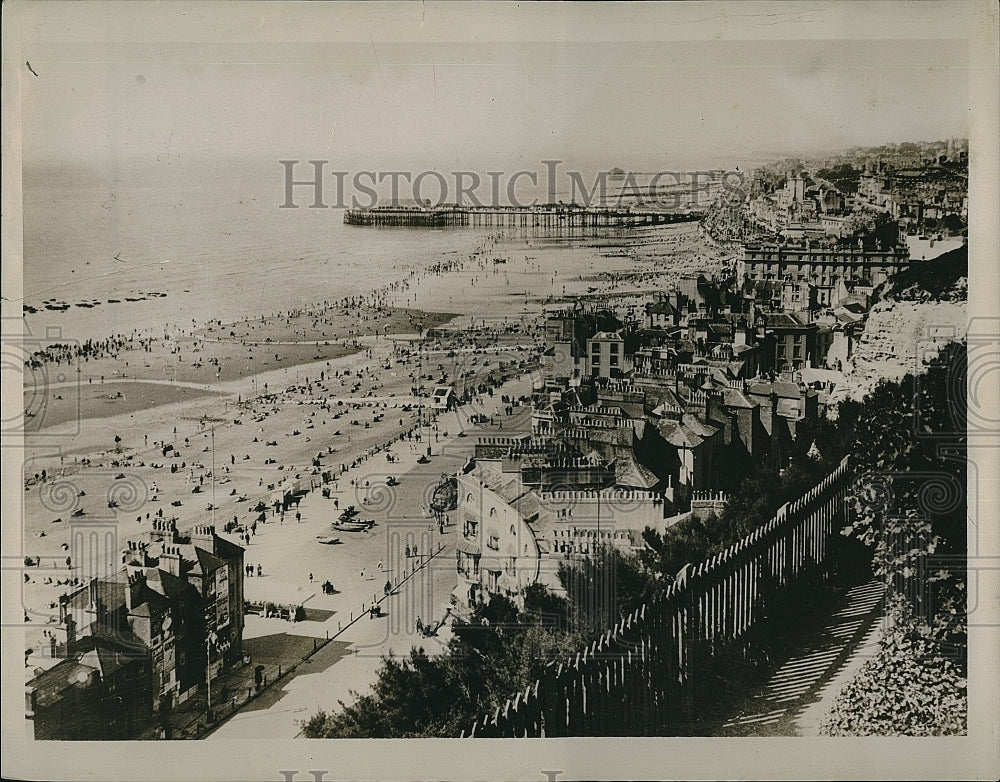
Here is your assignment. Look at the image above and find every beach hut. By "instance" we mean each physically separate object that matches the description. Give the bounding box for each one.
[432,385,455,411]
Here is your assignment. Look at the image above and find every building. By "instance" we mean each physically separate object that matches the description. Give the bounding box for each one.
[454,450,664,611]
[758,311,821,372]
[739,240,911,290]
[26,630,152,740]
[455,460,545,611]
[586,330,630,378]
[27,520,245,739]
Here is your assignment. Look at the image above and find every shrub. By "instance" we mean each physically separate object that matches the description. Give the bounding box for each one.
[820,604,966,736]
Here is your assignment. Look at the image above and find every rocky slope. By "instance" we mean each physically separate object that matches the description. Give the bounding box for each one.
[832,245,967,403]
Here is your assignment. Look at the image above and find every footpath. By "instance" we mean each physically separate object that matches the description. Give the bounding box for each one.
[717,580,886,736]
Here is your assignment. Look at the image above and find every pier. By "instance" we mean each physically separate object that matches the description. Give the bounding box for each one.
[344,205,703,229]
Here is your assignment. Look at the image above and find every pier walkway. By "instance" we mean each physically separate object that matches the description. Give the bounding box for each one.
[345,205,703,229]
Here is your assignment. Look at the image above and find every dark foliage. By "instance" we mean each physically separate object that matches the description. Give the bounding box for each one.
[842,342,967,649]
[880,244,967,302]
[557,546,662,635]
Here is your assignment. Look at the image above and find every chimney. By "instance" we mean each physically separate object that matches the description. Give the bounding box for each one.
[706,389,728,428]
[159,546,182,577]
[126,571,145,610]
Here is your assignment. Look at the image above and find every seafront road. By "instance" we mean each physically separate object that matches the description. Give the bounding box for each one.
[205,373,535,739]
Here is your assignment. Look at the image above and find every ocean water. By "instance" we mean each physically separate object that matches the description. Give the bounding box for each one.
[22,159,497,342]
[22,157,718,343]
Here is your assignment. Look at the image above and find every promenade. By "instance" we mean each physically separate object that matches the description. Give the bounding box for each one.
[202,375,536,739]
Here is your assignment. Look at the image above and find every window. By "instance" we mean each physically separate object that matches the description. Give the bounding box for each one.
[609,343,619,354]
[793,346,802,358]
[487,533,500,551]
[464,520,478,538]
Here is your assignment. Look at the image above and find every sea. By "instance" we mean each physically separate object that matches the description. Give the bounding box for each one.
[21,156,743,343]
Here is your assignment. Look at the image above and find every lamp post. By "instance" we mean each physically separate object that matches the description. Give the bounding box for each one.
[206,631,215,722]
[211,426,216,531]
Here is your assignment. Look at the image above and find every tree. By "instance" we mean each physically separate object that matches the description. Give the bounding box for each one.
[558,545,661,636]
[300,593,580,738]
[841,343,967,649]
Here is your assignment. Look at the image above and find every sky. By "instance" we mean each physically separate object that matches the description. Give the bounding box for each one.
[12,2,975,175]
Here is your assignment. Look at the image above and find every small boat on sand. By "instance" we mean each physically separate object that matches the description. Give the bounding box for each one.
[332,519,375,532]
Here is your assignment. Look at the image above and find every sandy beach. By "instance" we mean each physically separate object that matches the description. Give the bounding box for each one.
[19,221,728,736]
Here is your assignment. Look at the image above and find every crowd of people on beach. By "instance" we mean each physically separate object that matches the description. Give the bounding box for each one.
[22,223,728,663]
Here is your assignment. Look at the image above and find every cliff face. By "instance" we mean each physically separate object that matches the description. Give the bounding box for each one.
[831,246,968,404]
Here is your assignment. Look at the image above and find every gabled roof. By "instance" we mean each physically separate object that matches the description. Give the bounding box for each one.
[28,659,101,709]
[646,300,679,316]
[144,566,198,600]
[77,645,127,679]
[212,534,245,562]
[193,546,227,576]
[81,620,147,652]
[63,572,128,614]
[492,475,528,506]
[657,419,703,448]
[721,387,755,409]
[512,491,540,522]
[591,330,623,341]
[682,413,719,438]
[614,452,661,490]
